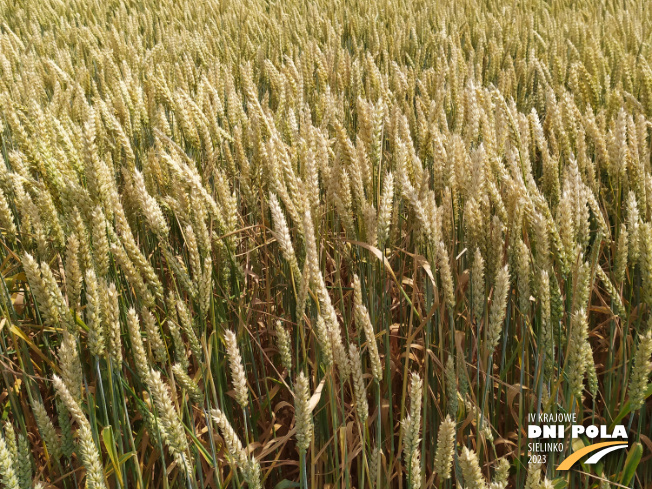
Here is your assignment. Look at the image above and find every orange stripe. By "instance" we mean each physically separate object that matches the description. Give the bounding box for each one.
[557,441,628,471]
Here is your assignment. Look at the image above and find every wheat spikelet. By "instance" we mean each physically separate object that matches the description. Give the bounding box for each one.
[524,462,542,489]
[348,343,369,424]
[211,408,262,488]
[0,187,17,240]
[22,253,58,327]
[172,363,203,404]
[2,423,16,462]
[438,241,455,310]
[269,192,301,279]
[492,458,510,489]
[58,331,83,401]
[487,265,510,352]
[434,415,456,480]
[210,408,247,467]
[167,319,189,370]
[142,307,167,363]
[126,307,151,382]
[459,447,486,489]
[294,371,313,453]
[53,376,107,489]
[146,368,190,460]
[65,234,83,310]
[275,320,293,373]
[31,401,60,461]
[314,315,334,367]
[353,276,382,381]
[104,282,123,368]
[445,355,459,417]
[628,330,652,410]
[377,172,394,246]
[56,399,75,460]
[472,247,485,322]
[225,330,249,409]
[17,433,32,487]
[85,269,104,357]
[0,430,19,489]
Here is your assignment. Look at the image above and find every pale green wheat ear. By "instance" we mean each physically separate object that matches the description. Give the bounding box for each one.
[459,447,487,489]
[445,355,459,417]
[58,331,83,402]
[628,329,652,411]
[487,264,510,352]
[401,373,423,488]
[2,423,16,465]
[211,408,262,488]
[0,187,18,240]
[31,401,61,462]
[471,247,485,323]
[294,371,314,453]
[353,274,383,381]
[52,376,107,489]
[225,330,249,409]
[524,462,543,489]
[172,363,203,404]
[348,343,369,424]
[0,429,20,489]
[491,457,510,489]
[434,415,456,480]
[17,433,33,488]
[142,306,167,363]
[275,320,293,373]
[84,269,105,357]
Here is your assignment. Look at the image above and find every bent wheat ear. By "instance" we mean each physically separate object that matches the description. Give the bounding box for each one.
[269,192,301,278]
[353,275,382,381]
[211,408,262,488]
[172,363,203,404]
[210,408,247,467]
[53,376,107,489]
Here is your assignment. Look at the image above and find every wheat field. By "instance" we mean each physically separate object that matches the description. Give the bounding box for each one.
[0,0,651,488]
